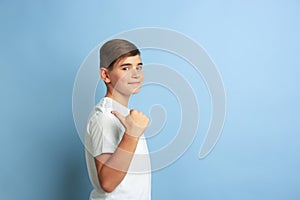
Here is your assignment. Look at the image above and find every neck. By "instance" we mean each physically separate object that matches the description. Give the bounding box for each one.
[105,90,130,107]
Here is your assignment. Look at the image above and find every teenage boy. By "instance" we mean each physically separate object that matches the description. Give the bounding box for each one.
[85,39,151,200]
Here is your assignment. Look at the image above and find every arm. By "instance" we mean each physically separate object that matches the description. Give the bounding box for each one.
[94,110,149,193]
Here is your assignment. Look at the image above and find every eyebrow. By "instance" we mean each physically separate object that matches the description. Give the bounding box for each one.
[120,62,143,67]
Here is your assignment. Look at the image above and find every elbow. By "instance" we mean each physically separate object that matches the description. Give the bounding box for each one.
[100,180,117,193]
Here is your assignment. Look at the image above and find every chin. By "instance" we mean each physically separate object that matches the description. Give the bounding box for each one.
[131,88,141,94]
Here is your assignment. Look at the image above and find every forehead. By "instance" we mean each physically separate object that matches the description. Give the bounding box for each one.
[115,54,141,66]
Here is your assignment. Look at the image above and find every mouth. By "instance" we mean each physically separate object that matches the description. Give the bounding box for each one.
[128,82,141,85]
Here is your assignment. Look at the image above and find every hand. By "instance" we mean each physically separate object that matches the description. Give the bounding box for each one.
[111,109,149,138]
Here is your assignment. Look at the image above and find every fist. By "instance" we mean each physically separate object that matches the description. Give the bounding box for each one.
[111,109,149,138]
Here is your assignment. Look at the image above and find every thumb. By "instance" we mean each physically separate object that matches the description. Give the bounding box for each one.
[111,110,126,125]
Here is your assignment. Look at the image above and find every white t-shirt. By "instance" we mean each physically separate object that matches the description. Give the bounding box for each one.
[85,97,151,200]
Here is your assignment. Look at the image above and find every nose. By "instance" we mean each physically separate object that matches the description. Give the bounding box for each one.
[131,67,141,78]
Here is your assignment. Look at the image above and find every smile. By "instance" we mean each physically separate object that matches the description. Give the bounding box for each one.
[128,82,141,85]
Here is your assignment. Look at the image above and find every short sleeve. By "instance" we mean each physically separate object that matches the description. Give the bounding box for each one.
[86,111,122,157]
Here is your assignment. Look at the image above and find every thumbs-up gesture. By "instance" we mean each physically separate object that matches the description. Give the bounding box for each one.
[111,109,149,138]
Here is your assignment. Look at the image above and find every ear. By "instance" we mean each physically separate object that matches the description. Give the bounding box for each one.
[100,68,111,83]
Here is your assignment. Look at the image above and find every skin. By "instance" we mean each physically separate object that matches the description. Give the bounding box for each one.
[95,54,150,193]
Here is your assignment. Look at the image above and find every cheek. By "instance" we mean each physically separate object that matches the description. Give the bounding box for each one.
[111,73,128,87]
[109,70,121,82]
[140,72,145,82]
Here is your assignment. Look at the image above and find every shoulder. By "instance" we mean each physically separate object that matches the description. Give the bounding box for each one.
[86,107,124,147]
[87,108,116,131]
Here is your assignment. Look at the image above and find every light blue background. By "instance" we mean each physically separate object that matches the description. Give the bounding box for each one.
[1,0,300,199]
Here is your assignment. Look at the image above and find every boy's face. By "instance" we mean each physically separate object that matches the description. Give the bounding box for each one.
[105,54,144,96]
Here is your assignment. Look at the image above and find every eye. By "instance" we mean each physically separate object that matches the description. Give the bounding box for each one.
[136,65,143,71]
[122,67,129,71]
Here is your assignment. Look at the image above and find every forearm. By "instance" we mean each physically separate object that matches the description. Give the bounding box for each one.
[98,133,139,192]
